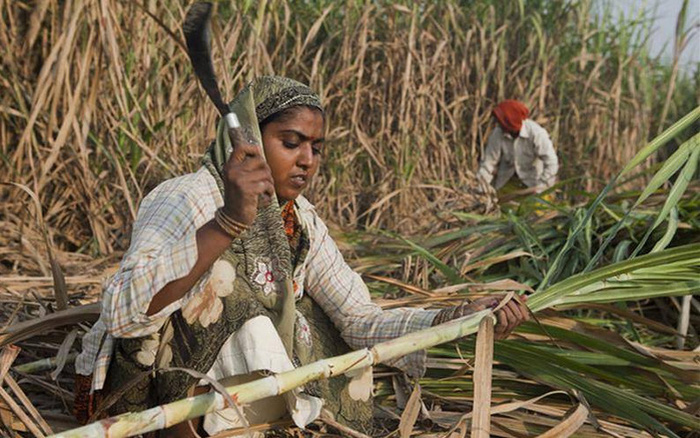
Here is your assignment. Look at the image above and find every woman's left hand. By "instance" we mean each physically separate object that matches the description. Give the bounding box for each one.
[492,294,529,339]
[432,294,529,340]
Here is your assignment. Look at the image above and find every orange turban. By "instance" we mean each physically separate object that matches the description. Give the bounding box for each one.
[492,100,529,134]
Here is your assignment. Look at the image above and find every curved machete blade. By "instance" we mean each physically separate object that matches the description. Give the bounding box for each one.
[183,2,229,117]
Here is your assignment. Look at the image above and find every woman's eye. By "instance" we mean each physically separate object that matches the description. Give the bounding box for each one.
[312,146,322,155]
[283,141,299,149]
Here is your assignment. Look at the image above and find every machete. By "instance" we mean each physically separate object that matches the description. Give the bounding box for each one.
[182,2,240,130]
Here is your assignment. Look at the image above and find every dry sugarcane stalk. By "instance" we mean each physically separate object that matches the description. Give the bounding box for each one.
[49,309,492,438]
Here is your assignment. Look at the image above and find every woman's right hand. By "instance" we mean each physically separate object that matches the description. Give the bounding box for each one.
[220,128,275,226]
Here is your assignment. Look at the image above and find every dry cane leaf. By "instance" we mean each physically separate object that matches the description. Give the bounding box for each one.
[535,403,589,438]
[0,345,52,435]
[1,183,68,310]
[445,390,570,436]
[469,316,494,438]
[0,346,45,437]
[0,400,28,433]
[0,387,44,437]
[50,329,78,380]
[0,303,100,348]
[0,345,20,380]
[434,279,534,295]
[5,375,53,435]
[398,382,422,438]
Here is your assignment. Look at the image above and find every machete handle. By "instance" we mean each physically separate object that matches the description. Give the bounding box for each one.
[224,112,240,129]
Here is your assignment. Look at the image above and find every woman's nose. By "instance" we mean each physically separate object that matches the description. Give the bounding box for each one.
[297,144,313,168]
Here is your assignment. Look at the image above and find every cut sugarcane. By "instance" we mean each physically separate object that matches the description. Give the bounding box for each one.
[50,309,491,438]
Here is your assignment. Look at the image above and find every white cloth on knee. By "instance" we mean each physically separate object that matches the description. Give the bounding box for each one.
[201,315,322,435]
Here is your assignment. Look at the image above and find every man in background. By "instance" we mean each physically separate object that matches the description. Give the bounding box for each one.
[477,100,558,199]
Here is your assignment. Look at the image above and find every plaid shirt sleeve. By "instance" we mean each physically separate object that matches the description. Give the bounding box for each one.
[303,208,440,378]
[102,173,216,338]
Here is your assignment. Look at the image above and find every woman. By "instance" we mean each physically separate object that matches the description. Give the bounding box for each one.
[75,76,529,437]
[477,100,559,195]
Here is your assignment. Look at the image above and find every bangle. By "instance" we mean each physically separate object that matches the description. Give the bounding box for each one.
[218,208,249,230]
[215,208,248,237]
[215,208,249,238]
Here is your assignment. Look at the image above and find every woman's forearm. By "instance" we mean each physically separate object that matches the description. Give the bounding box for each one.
[146,220,233,316]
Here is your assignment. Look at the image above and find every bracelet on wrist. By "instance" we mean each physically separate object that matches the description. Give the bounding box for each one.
[214,208,249,238]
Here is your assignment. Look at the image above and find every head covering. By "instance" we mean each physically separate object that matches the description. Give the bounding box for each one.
[203,76,323,177]
[492,100,529,135]
[253,76,323,124]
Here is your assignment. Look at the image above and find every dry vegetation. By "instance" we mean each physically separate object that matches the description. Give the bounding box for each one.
[0,0,698,437]
[2,0,697,246]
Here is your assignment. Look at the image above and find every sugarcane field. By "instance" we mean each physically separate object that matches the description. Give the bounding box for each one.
[1,0,699,437]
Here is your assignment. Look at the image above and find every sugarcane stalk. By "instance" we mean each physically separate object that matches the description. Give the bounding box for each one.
[14,353,77,374]
[49,309,491,438]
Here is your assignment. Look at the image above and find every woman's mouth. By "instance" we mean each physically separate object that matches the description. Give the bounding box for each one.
[289,174,307,189]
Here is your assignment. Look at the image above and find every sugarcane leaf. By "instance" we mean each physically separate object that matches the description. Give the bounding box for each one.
[584,134,698,272]
[501,341,670,396]
[612,239,632,262]
[543,110,700,287]
[497,342,694,436]
[620,106,700,176]
[630,146,699,257]
[392,234,464,284]
[508,212,546,255]
[632,136,695,209]
[529,243,700,311]
[462,250,532,274]
[517,322,698,387]
[651,206,679,253]
[651,146,699,230]
[558,280,700,305]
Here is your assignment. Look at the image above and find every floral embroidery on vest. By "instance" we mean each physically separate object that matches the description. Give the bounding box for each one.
[181,260,237,327]
[252,257,281,296]
[295,312,313,347]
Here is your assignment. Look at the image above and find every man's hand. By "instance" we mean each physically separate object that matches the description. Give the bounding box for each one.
[432,294,529,340]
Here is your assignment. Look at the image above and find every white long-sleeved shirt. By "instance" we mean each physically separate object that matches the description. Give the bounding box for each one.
[76,167,440,394]
[477,119,558,192]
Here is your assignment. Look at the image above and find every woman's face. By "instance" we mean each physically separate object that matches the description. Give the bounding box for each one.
[261,107,324,203]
